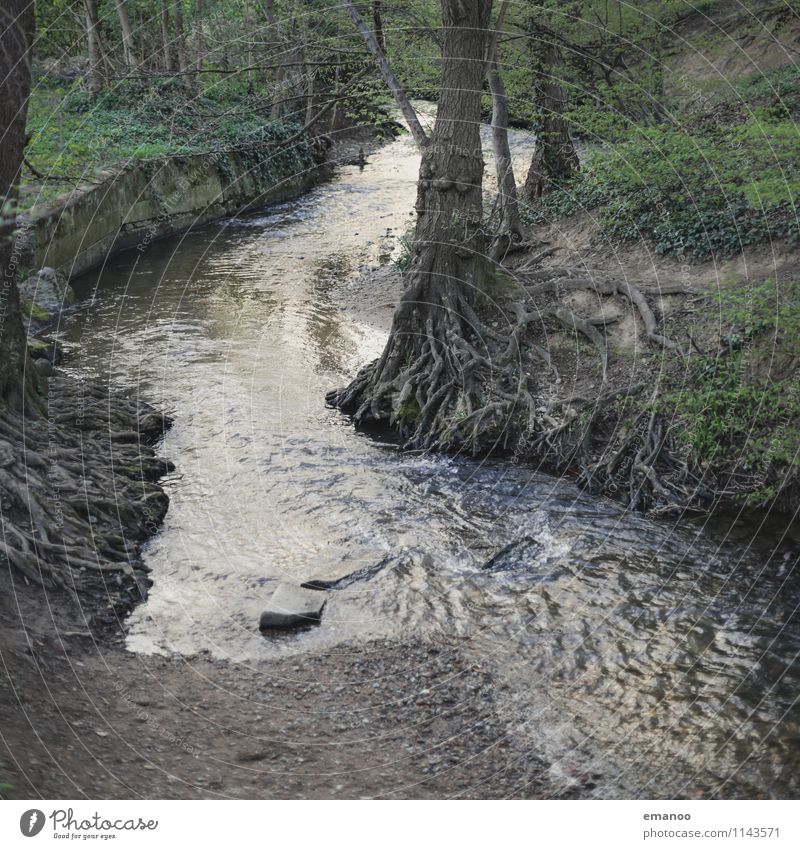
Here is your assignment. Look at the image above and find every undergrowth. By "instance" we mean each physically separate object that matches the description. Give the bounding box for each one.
[525,66,800,260]
[658,279,800,506]
[22,76,312,210]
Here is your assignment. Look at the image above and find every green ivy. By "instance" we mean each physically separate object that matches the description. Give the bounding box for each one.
[656,280,800,504]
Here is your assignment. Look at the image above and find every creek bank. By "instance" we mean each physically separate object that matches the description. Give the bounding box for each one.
[336,232,800,520]
[17,136,329,293]
[0,375,173,638]
[0,580,567,799]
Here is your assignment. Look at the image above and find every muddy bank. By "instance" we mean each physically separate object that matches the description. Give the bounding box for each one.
[0,575,565,800]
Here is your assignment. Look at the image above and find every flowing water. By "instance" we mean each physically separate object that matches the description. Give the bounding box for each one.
[58,123,800,799]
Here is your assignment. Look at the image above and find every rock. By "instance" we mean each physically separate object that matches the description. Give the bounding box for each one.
[18,267,76,328]
[33,357,55,377]
[27,336,64,364]
[482,536,545,572]
[259,583,327,630]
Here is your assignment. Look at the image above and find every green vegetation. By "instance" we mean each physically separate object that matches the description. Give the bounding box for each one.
[22,76,315,209]
[658,280,800,504]
[525,67,800,259]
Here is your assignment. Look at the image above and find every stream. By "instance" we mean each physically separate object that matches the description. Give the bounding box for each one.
[57,120,800,799]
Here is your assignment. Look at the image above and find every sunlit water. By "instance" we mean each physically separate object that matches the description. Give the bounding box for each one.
[57,121,800,798]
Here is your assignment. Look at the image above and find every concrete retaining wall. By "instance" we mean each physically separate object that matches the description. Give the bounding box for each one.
[19,143,327,281]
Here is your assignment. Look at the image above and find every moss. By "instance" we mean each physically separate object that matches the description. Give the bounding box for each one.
[20,300,52,323]
[397,399,421,423]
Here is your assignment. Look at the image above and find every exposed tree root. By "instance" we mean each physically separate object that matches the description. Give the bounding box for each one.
[0,375,173,633]
[328,259,728,516]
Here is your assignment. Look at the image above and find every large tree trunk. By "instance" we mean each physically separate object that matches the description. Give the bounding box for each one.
[83,0,104,95]
[329,0,494,448]
[522,46,579,200]
[0,0,36,412]
[115,0,137,69]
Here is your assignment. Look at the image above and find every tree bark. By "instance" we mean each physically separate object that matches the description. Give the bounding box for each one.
[160,0,173,71]
[329,0,493,447]
[83,0,104,95]
[173,0,187,74]
[522,45,579,200]
[0,0,37,411]
[267,0,285,120]
[486,0,524,260]
[194,0,203,77]
[372,1,387,54]
[342,0,428,149]
[115,0,137,69]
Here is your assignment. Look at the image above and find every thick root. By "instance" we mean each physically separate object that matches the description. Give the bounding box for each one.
[0,376,173,633]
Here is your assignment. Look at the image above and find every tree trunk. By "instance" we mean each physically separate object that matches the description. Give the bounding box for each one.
[522,46,579,200]
[305,65,315,125]
[0,0,37,412]
[194,0,203,78]
[329,0,493,448]
[342,0,429,149]
[267,0,285,120]
[486,0,524,260]
[173,0,187,74]
[83,0,104,95]
[160,0,173,70]
[244,0,254,94]
[115,0,136,69]
[372,1,387,54]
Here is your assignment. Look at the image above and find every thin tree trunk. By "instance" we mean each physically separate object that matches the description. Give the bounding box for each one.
[83,0,103,95]
[372,1,387,54]
[523,45,579,200]
[115,0,136,69]
[245,0,254,94]
[342,0,428,149]
[173,0,187,74]
[330,64,341,132]
[486,0,524,260]
[194,0,203,78]
[305,65,315,125]
[160,0,173,70]
[0,0,37,411]
[267,0,285,120]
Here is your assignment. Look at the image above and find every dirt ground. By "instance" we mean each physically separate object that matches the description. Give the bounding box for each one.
[0,574,566,800]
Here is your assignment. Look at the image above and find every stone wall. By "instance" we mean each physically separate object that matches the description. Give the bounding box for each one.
[19,142,327,281]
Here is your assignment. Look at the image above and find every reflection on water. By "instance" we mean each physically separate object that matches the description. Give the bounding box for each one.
[59,123,799,798]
